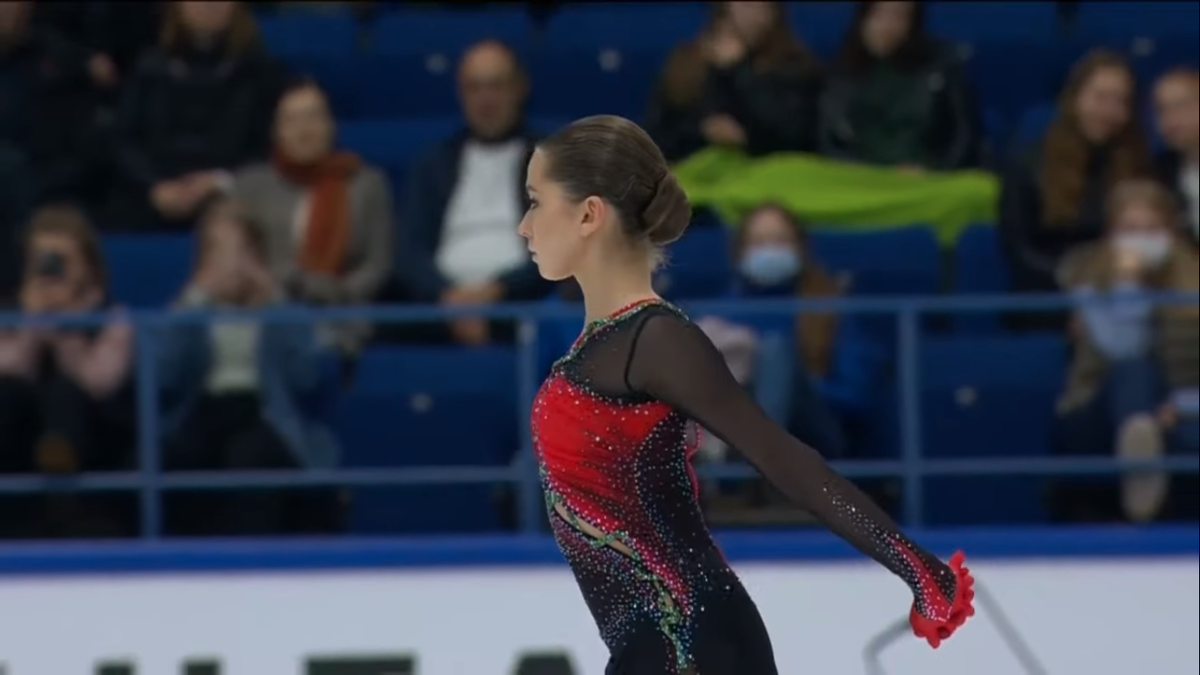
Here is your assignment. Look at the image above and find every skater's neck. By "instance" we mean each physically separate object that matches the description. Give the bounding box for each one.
[575,256,659,325]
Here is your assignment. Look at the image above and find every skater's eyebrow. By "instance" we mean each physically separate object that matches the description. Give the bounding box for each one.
[526,184,538,193]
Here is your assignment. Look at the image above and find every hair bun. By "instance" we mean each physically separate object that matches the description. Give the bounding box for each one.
[640,171,691,247]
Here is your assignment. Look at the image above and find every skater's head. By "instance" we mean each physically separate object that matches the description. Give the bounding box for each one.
[519,115,691,281]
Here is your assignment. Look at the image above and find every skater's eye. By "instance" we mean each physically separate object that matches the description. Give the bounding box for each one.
[527,198,539,210]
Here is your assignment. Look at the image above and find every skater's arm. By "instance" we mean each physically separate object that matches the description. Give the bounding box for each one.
[625,312,956,599]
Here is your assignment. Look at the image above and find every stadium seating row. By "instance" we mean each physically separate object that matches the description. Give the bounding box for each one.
[102,223,1009,311]
[258,3,1198,122]
[332,332,1065,532]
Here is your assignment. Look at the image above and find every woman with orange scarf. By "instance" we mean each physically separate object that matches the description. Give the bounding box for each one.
[234,78,396,355]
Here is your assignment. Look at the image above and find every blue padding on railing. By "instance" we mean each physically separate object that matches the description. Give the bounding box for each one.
[0,526,1194,576]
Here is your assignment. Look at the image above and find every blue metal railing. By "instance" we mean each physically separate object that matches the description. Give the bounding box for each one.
[1,292,1197,537]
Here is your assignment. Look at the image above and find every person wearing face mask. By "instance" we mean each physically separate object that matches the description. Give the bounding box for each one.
[234,78,395,360]
[1052,180,1199,525]
[645,1,822,162]
[716,205,880,460]
[999,50,1152,330]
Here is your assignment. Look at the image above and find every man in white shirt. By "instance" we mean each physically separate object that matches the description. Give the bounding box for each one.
[399,40,550,345]
[1152,68,1199,243]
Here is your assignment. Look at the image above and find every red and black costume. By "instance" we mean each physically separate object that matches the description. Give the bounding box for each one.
[534,299,973,674]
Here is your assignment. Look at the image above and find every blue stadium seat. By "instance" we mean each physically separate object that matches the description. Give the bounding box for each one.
[541,4,707,52]
[952,224,1009,334]
[1013,103,1057,146]
[257,11,359,58]
[527,49,664,121]
[655,223,733,300]
[340,53,459,119]
[102,235,193,308]
[962,42,1066,120]
[808,226,942,296]
[919,334,1067,525]
[331,346,520,534]
[788,2,856,60]
[1073,2,1199,42]
[372,9,533,57]
[1128,35,1200,86]
[927,2,1059,44]
[338,117,460,171]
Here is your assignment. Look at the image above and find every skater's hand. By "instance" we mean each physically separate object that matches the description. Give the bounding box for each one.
[909,551,975,649]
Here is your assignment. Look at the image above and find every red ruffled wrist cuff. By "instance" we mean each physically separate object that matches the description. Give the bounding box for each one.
[909,550,976,649]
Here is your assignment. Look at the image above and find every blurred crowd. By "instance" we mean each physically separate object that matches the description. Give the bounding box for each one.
[0,0,1196,539]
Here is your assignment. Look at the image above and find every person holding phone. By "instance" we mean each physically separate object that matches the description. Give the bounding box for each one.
[157,199,340,536]
[0,204,135,538]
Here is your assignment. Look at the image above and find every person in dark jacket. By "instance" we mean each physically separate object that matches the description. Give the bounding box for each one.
[0,143,30,299]
[398,40,550,346]
[999,50,1151,311]
[105,0,287,232]
[33,1,166,100]
[645,1,821,163]
[818,0,983,172]
[0,205,136,538]
[1,0,107,209]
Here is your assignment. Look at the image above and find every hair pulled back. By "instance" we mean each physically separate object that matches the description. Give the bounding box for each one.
[538,115,691,248]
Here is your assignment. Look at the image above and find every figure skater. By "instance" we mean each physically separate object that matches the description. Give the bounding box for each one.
[520,115,974,675]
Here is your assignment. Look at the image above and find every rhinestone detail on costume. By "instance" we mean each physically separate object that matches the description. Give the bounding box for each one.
[533,299,732,672]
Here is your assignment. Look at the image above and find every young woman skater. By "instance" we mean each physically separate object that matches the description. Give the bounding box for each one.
[521,115,974,674]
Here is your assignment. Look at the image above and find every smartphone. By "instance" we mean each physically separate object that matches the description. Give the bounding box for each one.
[34,251,66,280]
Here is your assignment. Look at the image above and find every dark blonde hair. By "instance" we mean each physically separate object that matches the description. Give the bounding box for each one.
[23,204,107,289]
[160,1,261,58]
[1105,179,1183,234]
[1041,50,1150,226]
[194,198,267,272]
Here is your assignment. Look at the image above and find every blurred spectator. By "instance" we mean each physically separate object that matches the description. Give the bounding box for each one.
[1,0,108,208]
[106,0,286,232]
[33,2,166,96]
[999,50,1150,329]
[646,1,821,162]
[818,1,983,172]
[1151,68,1199,244]
[234,78,394,357]
[0,205,135,538]
[398,40,549,346]
[1052,179,1198,524]
[158,200,339,536]
[0,143,30,299]
[713,204,880,457]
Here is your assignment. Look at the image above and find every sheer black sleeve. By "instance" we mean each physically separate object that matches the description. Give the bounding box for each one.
[625,312,957,601]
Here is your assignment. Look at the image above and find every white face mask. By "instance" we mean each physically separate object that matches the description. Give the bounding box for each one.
[1113,232,1172,267]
